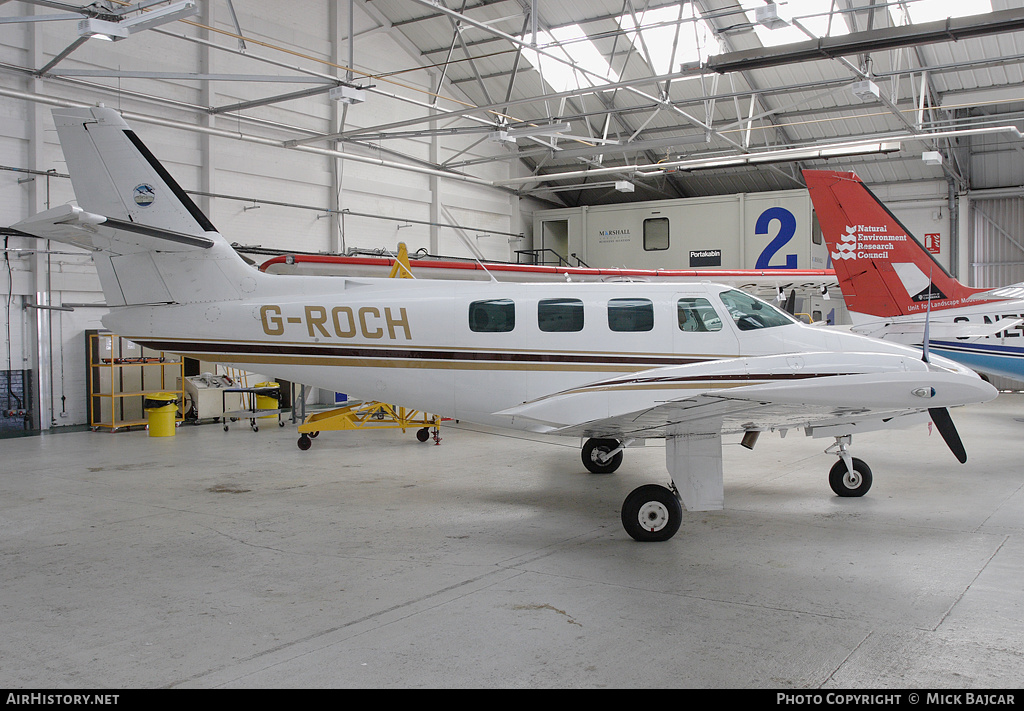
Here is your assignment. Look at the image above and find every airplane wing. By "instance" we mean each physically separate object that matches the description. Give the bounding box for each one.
[497,351,982,440]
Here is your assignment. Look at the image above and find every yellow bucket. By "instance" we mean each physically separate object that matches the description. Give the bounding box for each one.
[254,382,280,419]
[144,393,178,437]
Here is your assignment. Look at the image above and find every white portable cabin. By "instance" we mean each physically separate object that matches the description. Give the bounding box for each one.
[532,189,842,324]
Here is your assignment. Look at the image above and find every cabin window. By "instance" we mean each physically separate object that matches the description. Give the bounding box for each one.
[718,289,797,331]
[538,298,584,332]
[643,217,669,251]
[469,299,515,332]
[677,298,723,332]
[608,298,654,332]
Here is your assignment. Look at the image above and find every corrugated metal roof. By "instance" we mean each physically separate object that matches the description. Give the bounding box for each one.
[10,0,1024,205]
[354,0,1024,204]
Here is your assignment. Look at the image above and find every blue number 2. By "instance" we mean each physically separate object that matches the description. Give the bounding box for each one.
[754,207,797,269]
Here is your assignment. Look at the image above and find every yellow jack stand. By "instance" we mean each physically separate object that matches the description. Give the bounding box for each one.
[296,401,442,450]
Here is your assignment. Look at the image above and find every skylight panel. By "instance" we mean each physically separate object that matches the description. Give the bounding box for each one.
[519,25,620,94]
[888,0,994,26]
[616,4,721,74]
[741,0,851,48]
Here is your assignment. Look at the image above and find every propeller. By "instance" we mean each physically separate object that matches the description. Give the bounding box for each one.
[783,289,797,316]
[920,269,967,463]
[928,407,968,464]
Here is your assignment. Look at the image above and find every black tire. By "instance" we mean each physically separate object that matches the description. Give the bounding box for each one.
[829,458,872,497]
[297,435,312,451]
[309,431,319,438]
[621,484,682,542]
[416,427,430,442]
[581,438,623,474]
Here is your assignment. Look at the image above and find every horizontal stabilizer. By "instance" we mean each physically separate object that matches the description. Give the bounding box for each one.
[968,283,1024,301]
[852,318,1023,340]
[13,204,215,254]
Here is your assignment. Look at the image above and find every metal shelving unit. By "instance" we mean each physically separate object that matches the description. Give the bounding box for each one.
[86,331,183,432]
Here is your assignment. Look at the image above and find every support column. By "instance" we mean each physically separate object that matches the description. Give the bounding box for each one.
[28,5,51,430]
[199,1,216,220]
[329,1,344,255]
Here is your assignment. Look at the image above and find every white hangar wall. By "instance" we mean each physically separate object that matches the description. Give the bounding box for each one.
[0,1,543,431]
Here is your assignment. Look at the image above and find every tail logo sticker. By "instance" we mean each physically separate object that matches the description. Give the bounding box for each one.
[830,224,907,262]
[133,184,156,208]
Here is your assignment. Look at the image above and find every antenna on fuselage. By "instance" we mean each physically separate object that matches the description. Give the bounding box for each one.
[922,268,932,363]
[456,233,498,283]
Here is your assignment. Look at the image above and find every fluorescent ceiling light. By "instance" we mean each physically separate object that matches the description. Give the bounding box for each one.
[741,0,850,47]
[505,122,571,139]
[78,1,198,41]
[851,80,880,102]
[496,140,901,188]
[755,4,791,29]
[644,140,901,174]
[488,122,571,144]
[78,18,129,41]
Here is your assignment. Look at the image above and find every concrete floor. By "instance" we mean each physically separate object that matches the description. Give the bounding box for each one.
[1,394,1023,689]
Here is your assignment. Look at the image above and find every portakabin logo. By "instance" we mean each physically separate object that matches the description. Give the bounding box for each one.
[831,226,858,261]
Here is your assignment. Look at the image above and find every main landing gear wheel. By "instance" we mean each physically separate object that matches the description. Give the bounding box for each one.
[621,484,682,542]
[829,458,873,497]
[581,438,623,474]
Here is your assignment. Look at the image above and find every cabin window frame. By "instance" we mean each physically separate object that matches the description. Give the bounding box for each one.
[676,297,724,332]
[538,297,585,332]
[468,299,516,333]
[607,298,655,332]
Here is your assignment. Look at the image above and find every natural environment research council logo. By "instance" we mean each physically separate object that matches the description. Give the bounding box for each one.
[830,225,858,261]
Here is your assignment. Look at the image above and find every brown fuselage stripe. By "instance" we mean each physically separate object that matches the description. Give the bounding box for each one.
[135,339,714,368]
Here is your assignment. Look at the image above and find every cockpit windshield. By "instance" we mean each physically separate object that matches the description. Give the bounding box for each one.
[717,289,798,331]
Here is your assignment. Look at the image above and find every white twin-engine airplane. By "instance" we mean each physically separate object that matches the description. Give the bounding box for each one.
[14,106,998,542]
[805,169,1024,384]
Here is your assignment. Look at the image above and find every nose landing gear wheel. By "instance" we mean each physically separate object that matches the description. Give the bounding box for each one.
[828,457,872,497]
[621,484,682,542]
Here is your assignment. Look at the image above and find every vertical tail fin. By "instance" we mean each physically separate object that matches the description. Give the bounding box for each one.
[53,106,218,237]
[803,170,986,318]
[37,105,253,306]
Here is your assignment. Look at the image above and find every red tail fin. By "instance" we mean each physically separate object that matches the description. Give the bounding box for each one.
[804,170,986,318]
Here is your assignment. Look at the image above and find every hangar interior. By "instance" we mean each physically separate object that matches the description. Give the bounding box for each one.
[2,0,1024,689]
